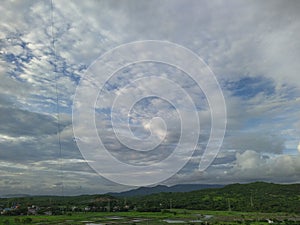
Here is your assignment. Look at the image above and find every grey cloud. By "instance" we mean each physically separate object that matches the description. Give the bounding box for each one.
[167,151,300,185]
[226,132,285,154]
[0,107,59,137]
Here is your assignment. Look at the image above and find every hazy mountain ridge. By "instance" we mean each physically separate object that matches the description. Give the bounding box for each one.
[109,184,224,197]
[0,194,31,199]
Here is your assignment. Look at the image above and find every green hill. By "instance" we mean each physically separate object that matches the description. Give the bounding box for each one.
[127,182,300,213]
[1,182,299,214]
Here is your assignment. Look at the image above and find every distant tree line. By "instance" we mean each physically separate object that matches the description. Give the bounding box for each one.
[1,182,299,216]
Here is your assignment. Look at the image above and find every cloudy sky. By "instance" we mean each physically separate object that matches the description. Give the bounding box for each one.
[0,0,300,196]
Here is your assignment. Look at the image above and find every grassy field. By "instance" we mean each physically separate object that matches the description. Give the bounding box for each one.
[0,210,299,225]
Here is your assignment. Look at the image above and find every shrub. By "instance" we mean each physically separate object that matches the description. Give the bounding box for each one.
[22,217,32,223]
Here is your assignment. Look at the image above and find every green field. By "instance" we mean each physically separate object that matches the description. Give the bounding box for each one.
[0,210,299,225]
[1,183,299,224]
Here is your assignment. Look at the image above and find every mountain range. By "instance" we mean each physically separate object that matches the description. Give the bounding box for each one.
[109,184,224,197]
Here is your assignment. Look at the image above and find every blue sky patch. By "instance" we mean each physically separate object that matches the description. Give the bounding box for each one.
[227,76,275,99]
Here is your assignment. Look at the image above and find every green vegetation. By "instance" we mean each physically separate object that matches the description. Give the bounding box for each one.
[128,182,300,213]
[0,182,299,224]
[0,210,299,225]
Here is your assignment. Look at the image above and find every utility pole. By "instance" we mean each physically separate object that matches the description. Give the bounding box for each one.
[107,199,111,212]
[227,198,231,211]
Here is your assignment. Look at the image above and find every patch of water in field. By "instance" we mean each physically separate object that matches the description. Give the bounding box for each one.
[105,216,124,220]
[132,218,147,222]
[163,219,186,223]
[204,215,213,219]
[85,223,104,225]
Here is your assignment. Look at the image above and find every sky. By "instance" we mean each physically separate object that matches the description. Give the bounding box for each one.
[0,0,300,196]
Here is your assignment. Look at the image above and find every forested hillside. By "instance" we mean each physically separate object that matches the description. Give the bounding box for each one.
[127,182,300,213]
[1,182,299,215]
